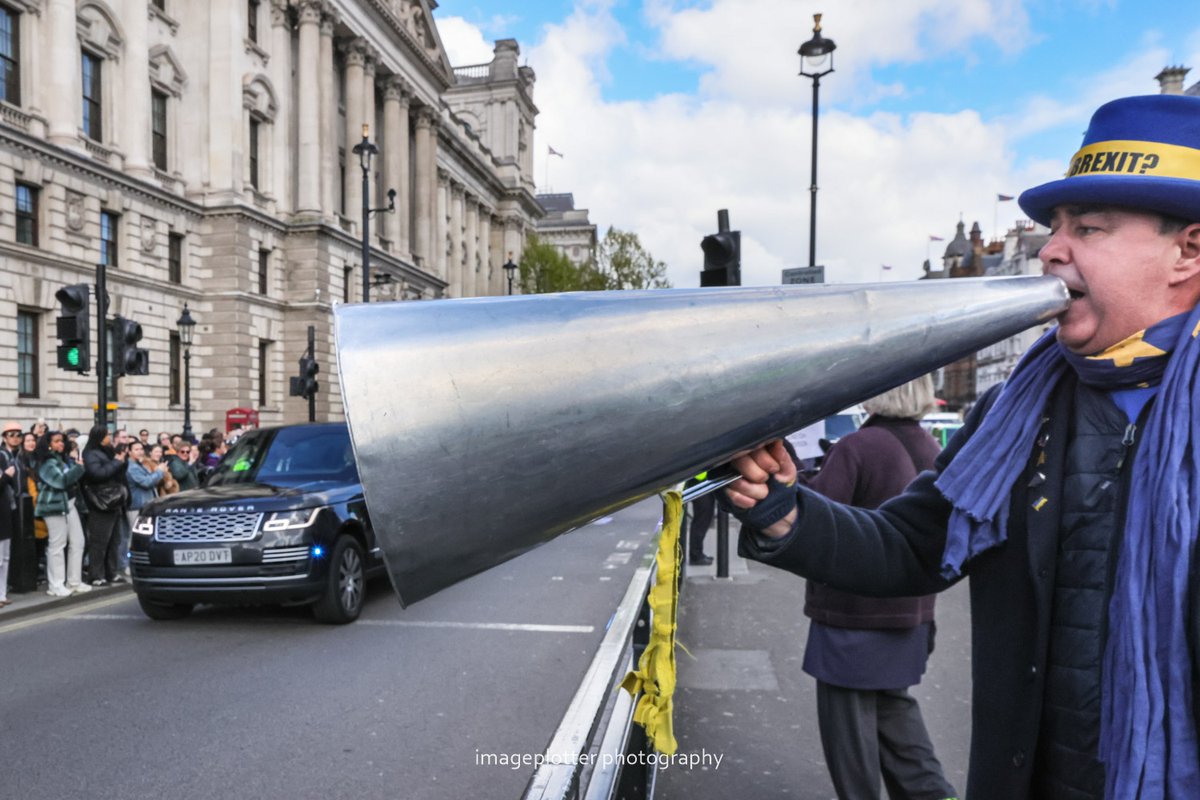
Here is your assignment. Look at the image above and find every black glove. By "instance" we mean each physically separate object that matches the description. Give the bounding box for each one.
[717,475,798,532]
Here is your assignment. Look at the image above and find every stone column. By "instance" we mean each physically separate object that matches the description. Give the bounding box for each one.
[448,184,464,296]
[45,0,79,146]
[464,198,478,298]
[270,0,292,212]
[318,10,337,217]
[294,0,322,215]
[362,51,377,229]
[435,172,448,283]
[382,77,408,250]
[412,106,435,267]
[343,40,367,229]
[121,0,151,175]
[479,212,493,295]
[490,216,506,295]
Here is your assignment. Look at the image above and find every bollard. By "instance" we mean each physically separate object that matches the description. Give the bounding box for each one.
[715,508,730,579]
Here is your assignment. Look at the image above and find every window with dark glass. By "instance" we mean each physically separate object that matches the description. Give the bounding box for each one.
[17,310,37,398]
[343,266,353,303]
[258,340,269,407]
[15,182,37,246]
[0,5,19,106]
[152,89,168,170]
[249,118,260,189]
[168,232,183,283]
[100,211,118,266]
[169,332,181,405]
[258,248,269,294]
[81,50,102,141]
[247,0,259,43]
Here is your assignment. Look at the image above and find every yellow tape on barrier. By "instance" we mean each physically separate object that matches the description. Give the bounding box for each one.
[620,490,682,755]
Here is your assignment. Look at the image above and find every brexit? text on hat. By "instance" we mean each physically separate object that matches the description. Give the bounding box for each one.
[1018,94,1200,228]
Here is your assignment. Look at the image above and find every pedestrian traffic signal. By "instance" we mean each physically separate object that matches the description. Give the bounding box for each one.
[700,209,741,287]
[55,283,91,373]
[290,354,319,399]
[111,316,149,377]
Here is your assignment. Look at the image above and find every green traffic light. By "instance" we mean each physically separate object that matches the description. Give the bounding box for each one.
[66,346,80,367]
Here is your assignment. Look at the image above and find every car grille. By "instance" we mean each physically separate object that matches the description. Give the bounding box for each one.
[155,513,263,543]
[129,552,150,566]
[262,545,311,564]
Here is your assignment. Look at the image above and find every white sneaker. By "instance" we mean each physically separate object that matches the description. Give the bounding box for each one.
[68,583,93,594]
[47,586,72,598]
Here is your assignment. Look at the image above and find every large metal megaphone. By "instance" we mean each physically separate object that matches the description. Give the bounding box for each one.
[335,276,1069,606]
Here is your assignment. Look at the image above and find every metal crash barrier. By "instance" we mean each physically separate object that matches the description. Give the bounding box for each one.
[521,540,660,800]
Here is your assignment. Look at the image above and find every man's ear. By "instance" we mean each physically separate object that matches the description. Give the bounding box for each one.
[1169,223,1200,286]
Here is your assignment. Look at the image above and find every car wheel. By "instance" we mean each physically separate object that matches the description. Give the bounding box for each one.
[137,595,194,621]
[312,537,366,624]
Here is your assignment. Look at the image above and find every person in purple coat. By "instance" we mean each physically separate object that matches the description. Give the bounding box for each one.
[800,375,956,800]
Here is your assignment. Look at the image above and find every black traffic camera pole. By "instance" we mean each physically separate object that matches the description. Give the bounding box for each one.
[698,209,742,578]
[307,325,316,423]
[96,262,108,429]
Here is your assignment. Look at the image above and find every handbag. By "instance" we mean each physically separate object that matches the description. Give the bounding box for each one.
[82,481,129,512]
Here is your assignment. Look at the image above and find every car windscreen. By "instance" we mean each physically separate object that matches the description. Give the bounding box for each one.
[206,427,359,487]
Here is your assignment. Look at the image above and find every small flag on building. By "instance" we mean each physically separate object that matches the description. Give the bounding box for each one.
[929,235,944,242]
[548,145,564,158]
[997,193,1014,201]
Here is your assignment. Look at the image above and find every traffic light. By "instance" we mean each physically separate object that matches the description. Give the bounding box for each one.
[290,353,319,399]
[700,209,741,287]
[55,283,91,373]
[111,316,149,377]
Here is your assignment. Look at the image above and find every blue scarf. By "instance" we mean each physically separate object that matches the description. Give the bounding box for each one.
[934,309,1200,798]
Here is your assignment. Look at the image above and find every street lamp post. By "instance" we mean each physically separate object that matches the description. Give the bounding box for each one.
[351,124,396,304]
[176,303,196,440]
[798,13,836,270]
[503,254,518,295]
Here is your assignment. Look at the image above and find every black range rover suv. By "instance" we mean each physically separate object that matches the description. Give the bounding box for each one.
[130,422,386,624]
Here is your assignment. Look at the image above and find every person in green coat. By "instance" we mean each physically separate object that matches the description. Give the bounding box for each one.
[34,431,91,597]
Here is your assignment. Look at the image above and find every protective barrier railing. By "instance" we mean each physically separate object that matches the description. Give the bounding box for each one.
[521,537,660,800]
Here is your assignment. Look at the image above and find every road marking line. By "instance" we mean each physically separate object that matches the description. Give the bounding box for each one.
[357,620,594,633]
[616,540,640,550]
[0,593,132,635]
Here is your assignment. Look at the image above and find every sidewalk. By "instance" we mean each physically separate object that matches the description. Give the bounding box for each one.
[657,545,972,800]
[1,579,131,622]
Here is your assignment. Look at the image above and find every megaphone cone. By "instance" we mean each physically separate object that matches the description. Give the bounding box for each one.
[335,275,1068,606]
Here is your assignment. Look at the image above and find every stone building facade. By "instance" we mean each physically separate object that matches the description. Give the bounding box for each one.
[534,192,597,266]
[0,0,540,434]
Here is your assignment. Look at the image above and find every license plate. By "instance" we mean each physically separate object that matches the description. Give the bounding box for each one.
[173,548,233,565]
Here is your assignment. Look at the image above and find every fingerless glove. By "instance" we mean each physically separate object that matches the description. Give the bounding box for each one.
[718,475,798,532]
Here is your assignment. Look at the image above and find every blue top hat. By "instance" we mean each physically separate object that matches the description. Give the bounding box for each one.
[1019,94,1200,227]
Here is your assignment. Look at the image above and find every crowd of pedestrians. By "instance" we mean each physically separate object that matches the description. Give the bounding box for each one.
[0,418,241,603]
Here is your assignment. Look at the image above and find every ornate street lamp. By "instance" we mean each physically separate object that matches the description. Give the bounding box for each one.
[176,303,196,440]
[351,123,396,303]
[798,13,836,270]
[503,254,519,295]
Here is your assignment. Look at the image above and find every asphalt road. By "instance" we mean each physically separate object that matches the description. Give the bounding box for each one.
[0,498,665,800]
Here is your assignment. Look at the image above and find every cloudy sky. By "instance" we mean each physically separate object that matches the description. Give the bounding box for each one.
[432,0,1200,287]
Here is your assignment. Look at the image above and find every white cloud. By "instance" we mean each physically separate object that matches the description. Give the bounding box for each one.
[437,16,497,66]
[438,2,1200,291]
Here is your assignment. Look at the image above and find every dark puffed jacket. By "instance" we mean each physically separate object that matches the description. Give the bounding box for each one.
[803,417,940,629]
[740,375,1200,800]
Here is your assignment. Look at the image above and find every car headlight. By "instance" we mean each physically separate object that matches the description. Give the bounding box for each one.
[262,508,321,532]
[132,515,154,536]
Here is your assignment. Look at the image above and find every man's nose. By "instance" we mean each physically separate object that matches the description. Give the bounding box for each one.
[1038,231,1067,269]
